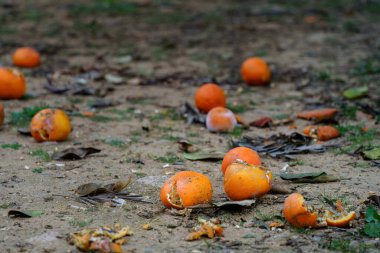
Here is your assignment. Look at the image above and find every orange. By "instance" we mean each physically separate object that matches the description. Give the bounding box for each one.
[221,147,261,176]
[160,171,213,209]
[283,193,318,228]
[13,47,41,68]
[30,109,71,142]
[325,211,356,228]
[194,83,226,113]
[0,103,4,127]
[240,57,271,86]
[303,125,340,141]
[0,68,27,99]
[224,161,272,200]
[206,107,236,132]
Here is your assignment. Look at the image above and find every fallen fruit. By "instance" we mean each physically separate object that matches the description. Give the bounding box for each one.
[206,107,237,132]
[283,193,318,228]
[303,125,340,141]
[30,109,71,142]
[297,108,338,121]
[160,171,213,209]
[325,211,356,228]
[0,67,27,99]
[224,161,272,200]
[194,83,226,113]
[13,47,41,68]
[221,147,261,176]
[0,103,4,127]
[185,219,223,241]
[240,57,271,86]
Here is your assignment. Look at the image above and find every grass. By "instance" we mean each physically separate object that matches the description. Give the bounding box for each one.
[69,219,92,228]
[352,56,380,76]
[104,138,126,148]
[10,105,49,127]
[339,104,357,120]
[228,126,244,138]
[334,125,378,153]
[90,115,115,123]
[227,103,247,114]
[30,149,51,162]
[69,0,138,16]
[1,143,22,150]
[149,108,180,122]
[150,153,183,164]
[32,167,44,174]
[328,239,373,253]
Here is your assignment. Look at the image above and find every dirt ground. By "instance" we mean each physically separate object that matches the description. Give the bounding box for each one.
[1,0,380,252]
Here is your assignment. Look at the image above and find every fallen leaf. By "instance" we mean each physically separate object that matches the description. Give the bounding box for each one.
[180,102,206,125]
[177,139,194,153]
[280,172,339,183]
[52,147,101,160]
[270,183,292,194]
[104,177,132,193]
[297,108,338,121]
[213,199,256,207]
[363,147,380,160]
[183,150,224,161]
[249,117,273,128]
[75,183,109,197]
[364,206,380,238]
[343,86,368,99]
[8,210,44,218]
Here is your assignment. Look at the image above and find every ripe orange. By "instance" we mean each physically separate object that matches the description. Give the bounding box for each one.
[221,147,261,176]
[240,57,271,86]
[283,193,318,228]
[224,161,272,200]
[160,171,213,209]
[194,83,226,113]
[13,47,41,68]
[0,103,4,127]
[0,68,27,99]
[206,107,236,132]
[30,109,71,142]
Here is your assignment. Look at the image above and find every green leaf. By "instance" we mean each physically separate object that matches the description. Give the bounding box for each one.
[8,210,44,218]
[366,206,380,223]
[363,147,380,160]
[364,223,380,238]
[183,150,224,161]
[280,172,339,183]
[343,86,368,99]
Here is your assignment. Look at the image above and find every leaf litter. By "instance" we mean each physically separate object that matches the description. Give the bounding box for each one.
[232,132,325,159]
[52,147,101,160]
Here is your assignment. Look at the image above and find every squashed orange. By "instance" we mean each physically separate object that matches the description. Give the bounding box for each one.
[0,68,27,99]
[283,193,318,228]
[206,107,237,132]
[224,161,272,200]
[160,171,213,209]
[194,83,226,113]
[30,109,71,142]
[221,147,261,176]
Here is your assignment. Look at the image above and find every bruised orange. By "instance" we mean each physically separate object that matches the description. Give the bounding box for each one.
[240,57,271,86]
[30,109,71,142]
[160,171,213,209]
[0,68,27,99]
[206,107,237,132]
[0,103,4,127]
[283,193,318,228]
[303,125,340,141]
[194,83,226,113]
[221,147,261,176]
[224,161,272,200]
[13,47,41,68]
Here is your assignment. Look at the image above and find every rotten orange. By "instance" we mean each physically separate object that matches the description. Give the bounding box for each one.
[30,109,71,142]
[0,68,27,99]
[224,161,272,200]
[221,147,261,176]
[206,107,237,132]
[283,193,318,228]
[160,171,213,209]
